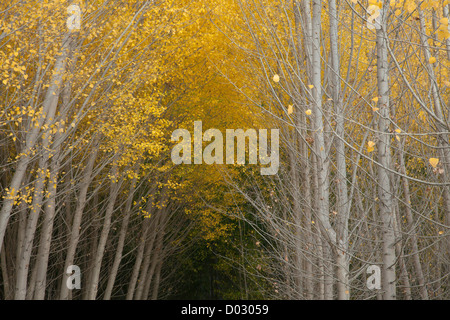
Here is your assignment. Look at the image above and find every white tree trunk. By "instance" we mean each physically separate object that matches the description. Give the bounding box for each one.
[375,6,396,299]
[59,146,98,300]
[85,164,121,300]
[103,173,138,300]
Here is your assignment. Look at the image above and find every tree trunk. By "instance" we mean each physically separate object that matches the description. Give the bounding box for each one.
[328,0,350,300]
[103,173,138,300]
[376,5,396,299]
[126,217,151,300]
[59,146,98,300]
[86,164,121,300]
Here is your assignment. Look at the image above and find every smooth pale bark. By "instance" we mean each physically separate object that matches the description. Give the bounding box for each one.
[300,110,314,299]
[316,232,325,299]
[298,0,312,74]
[82,206,100,300]
[130,192,160,300]
[33,142,62,300]
[14,202,27,284]
[25,261,38,300]
[135,188,167,300]
[59,146,98,300]
[134,217,158,300]
[293,0,314,299]
[375,6,396,299]
[143,205,170,300]
[399,151,429,299]
[303,160,314,300]
[0,244,11,299]
[311,0,335,243]
[287,135,303,298]
[311,0,335,299]
[393,205,412,300]
[86,164,121,300]
[15,158,49,300]
[328,0,350,300]
[103,173,138,300]
[126,217,151,300]
[142,235,161,300]
[150,257,163,300]
[148,220,167,301]
[310,153,324,299]
[330,24,349,302]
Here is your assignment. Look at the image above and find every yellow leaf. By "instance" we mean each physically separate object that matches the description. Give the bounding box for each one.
[440,18,449,25]
[395,9,402,16]
[273,74,280,83]
[287,105,293,115]
[369,0,382,8]
[437,29,450,41]
[367,141,376,152]
[305,109,312,115]
[372,97,379,102]
[429,56,437,64]
[395,129,401,133]
[429,158,439,168]
[308,84,314,89]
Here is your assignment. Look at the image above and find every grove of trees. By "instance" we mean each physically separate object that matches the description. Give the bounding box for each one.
[0,0,449,300]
